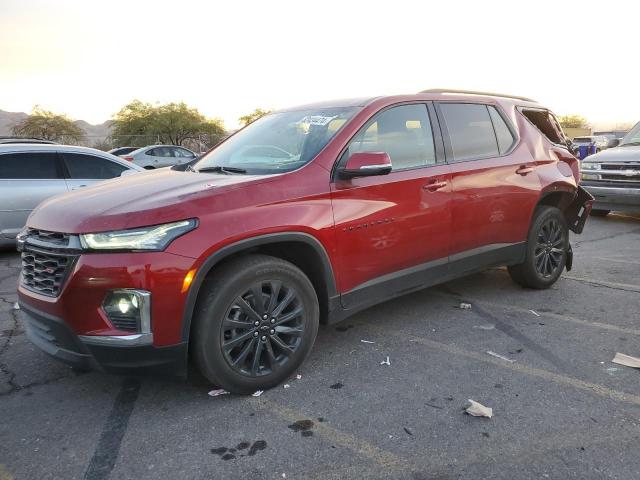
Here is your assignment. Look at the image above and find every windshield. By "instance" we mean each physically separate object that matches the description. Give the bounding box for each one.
[194,107,359,174]
[620,121,640,146]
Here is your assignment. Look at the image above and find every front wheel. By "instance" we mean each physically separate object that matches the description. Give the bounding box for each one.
[508,206,569,289]
[191,255,319,394]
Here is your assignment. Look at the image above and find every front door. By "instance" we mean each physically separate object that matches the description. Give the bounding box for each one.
[330,103,452,310]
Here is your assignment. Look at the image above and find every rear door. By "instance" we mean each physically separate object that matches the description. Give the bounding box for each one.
[0,151,67,239]
[435,102,540,267]
[60,152,129,190]
[331,103,452,309]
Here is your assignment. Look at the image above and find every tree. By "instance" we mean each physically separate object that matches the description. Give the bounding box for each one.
[111,100,225,147]
[11,106,85,143]
[558,115,589,129]
[238,108,272,126]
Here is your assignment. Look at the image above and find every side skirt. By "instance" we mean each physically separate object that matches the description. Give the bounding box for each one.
[328,242,525,324]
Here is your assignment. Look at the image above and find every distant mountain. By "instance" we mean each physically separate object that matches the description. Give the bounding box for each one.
[0,109,112,140]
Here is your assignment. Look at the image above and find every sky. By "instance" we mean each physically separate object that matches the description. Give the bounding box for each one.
[0,0,637,130]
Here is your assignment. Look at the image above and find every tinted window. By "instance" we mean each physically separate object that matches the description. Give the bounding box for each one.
[62,153,128,179]
[346,104,436,170]
[440,103,499,161]
[146,148,158,156]
[0,152,61,179]
[488,106,516,154]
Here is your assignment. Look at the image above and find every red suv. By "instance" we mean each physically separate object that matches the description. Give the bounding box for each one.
[17,90,593,393]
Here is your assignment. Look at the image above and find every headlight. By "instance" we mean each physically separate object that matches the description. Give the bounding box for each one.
[80,219,197,251]
[581,162,600,170]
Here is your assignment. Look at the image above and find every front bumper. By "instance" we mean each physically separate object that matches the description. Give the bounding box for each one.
[582,184,640,212]
[20,302,187,375]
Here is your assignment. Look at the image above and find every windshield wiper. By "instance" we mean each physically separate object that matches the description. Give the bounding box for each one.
[197,166,247,174]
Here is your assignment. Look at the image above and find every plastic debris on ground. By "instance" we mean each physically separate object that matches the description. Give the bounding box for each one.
[612,353,640,369]
[208,389,229,397]
[459,302,472,310]
[13,302,20,310]
[296,374,302,380]
[486,350,515,363]
[465,399,493,418]
[529,309,540,317]
[360,340,375,344]
[252,390,264,397]
[380,356,391,366]
[283,384,290,389]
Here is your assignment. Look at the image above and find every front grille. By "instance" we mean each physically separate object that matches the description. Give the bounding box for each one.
[598,162,640,183]
[27,228,70,245]
[20,229,80,297]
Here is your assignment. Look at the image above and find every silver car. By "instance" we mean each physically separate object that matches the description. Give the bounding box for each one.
[0,144,144,247]
[122,145,197,169]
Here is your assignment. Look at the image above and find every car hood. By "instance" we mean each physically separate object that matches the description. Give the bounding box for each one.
[585,145,640,162]
[28,168,273,233]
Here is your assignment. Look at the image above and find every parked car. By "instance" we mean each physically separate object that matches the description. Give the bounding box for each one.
[0,137,56,145]
[122,145,197,169]
[17,90,593,393]
[108,146,138,157]
[572,135,610,154]
[0,144,144,247]
[580,120,640,215]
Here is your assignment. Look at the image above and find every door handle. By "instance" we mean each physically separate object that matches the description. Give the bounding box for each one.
[516,165,534,175]
[422,180,447,192]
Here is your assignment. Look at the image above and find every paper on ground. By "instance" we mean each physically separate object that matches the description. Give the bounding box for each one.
[252,390,264,397]
[459,302,472,309]
[466,399,493,418]
[486,350,515,363]
[208,389,229,397]
[612,352,640,369]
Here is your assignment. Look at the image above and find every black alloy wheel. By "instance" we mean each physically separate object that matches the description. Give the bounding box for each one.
[221,281,305,377]
[192,254,319,394]
[533,218,565,278]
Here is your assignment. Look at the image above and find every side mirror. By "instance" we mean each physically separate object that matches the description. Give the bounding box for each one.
[610,138,620,147]
[338,152,392,179]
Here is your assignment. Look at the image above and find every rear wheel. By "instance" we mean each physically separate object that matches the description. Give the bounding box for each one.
[508,206,568,289]
[590,209,610,217]
[191,255,319,394]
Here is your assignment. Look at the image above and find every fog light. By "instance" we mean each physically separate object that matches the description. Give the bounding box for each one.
[582,173,599,181]
[102,290,151,333]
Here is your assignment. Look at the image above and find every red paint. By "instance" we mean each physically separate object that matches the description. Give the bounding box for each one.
[18,93,583,347]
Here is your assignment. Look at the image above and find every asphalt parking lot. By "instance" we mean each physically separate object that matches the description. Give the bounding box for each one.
[1,213,640,480]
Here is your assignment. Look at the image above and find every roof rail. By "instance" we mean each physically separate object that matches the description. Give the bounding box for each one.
[419,89,537,103]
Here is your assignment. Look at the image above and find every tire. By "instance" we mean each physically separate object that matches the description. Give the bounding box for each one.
[508,206,569,289]
[191,254,319,394]
[590,209,610,217]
